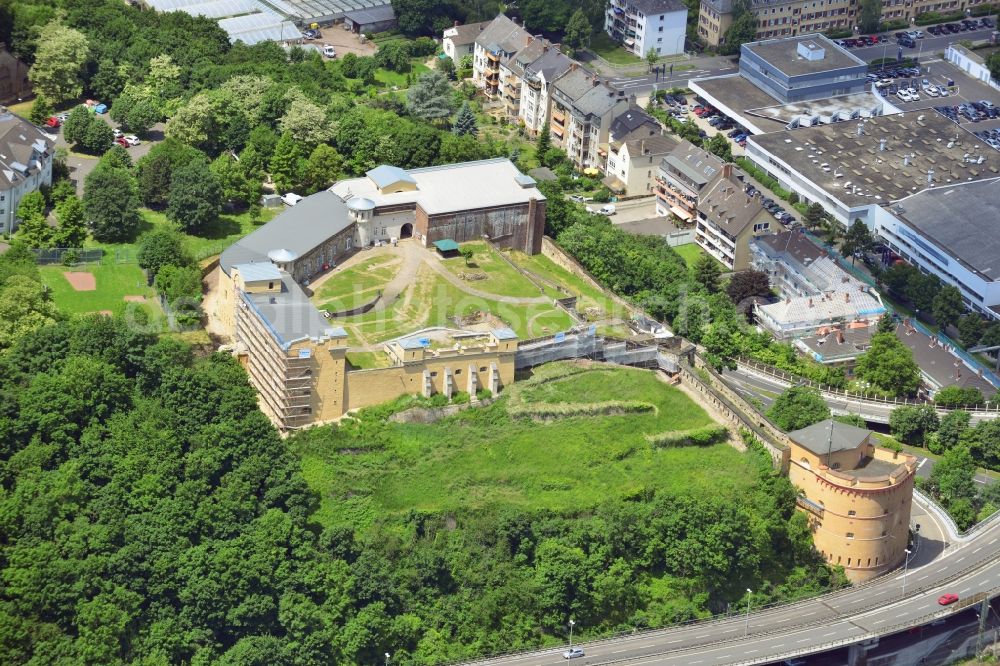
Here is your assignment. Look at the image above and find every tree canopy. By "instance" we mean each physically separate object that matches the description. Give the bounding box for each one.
[854,332,921,397]
[767,386,831,431]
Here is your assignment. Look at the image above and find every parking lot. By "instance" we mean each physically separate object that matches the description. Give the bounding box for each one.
[872,57,1000,150]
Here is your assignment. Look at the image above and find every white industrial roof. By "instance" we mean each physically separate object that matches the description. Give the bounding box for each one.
[179,0,264,18]
[279,0,391,22]
[218,12,303,43]
[331,158,545,216]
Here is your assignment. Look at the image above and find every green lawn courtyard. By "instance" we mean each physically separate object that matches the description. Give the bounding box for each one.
[290,362,746,530]
[672,243,705,269]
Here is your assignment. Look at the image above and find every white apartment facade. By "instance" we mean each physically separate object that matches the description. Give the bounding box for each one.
[605,0,688,57]
[0,108,55,235]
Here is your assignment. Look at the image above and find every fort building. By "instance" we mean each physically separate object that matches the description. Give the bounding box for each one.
[217,158,540,429]
[788,419,917,583]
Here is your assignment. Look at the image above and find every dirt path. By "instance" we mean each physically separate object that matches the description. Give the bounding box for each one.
[202,266,229,339]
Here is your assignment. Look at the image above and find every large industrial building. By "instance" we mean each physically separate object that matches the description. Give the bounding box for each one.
[142,0,394,45]
[744,111,1000,226]
[788,419,917,584]
[871,178,1000,320]
[216,158,543,428]
[690,34,890,137]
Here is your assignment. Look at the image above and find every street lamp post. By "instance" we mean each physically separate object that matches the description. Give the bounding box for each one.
[744,589,753,637]
[902,548,912,595]
[568,619,576,650]
[384,652,390,666]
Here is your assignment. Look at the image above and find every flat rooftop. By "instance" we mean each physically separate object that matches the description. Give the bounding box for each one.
[692,76,887,134]
[331,158,544,216]
[748,111,1000,208]
[743,34,866,78]
[888,178,1000,283]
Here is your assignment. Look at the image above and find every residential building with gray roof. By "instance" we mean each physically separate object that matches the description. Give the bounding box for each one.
[0,107,55,235]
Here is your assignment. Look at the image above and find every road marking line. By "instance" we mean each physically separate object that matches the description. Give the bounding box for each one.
[961,588,971,593]
[824,632,837,637]
[974,547,983,553]
[957,556,966,563]
[612,649,627,653]
[797,638,810,643]
[696,633,711,638]
[773,644,785,648]
[990,538,998,545]
[802,611,817,616]
[917,458,928,470]
[745,650,758,654]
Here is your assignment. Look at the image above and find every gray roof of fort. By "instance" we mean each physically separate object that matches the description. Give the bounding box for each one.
[748,111,1000,208]
[790,419,871,456]
[240,274,346,348]
[888,178,1000,283]
[742,34,865,77]
[220,190,352,275]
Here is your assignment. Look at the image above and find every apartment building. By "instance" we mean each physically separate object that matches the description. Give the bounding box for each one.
[698,0,986,47]
[0,107,55,235]
[654,140,724,223]
[472,14,531,98]
[605,0,688,57]
[694,165,774,270]
[605,133,678,196]
[549,67,629,169]
[518,47,575,136]
[751,230,886,339]
[442,20,491,61]
[499,38,548,121]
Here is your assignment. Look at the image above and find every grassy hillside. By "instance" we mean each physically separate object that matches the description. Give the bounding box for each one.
[291,363,749,530]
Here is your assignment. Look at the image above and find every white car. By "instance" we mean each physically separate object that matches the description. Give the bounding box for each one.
[124,135,141,146]
[563,647,585,659]
[923,86,939,97]
[586,204,616,216]
[896,90,913,103]
[322,44,336,57]
[281,192,304,206]
[113,128,124,138]
[937,85,949,96]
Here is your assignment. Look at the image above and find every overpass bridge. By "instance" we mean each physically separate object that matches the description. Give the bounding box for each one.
[462,505,1000,666]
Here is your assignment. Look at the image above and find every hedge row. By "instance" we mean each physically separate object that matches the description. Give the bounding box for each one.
[509,400,656,420]
[647,425,729,448]
[735,157,795,202]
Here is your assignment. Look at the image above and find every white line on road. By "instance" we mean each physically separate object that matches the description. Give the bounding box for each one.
[917,458,928,470]
[824,632,837,637]
[974,547,983,553]
[957,556,966,563]
[990,538,998,545]
[797,638,810,643]
[919,575,929,580]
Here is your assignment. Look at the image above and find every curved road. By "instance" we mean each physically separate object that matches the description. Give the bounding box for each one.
[465,502,1000,666]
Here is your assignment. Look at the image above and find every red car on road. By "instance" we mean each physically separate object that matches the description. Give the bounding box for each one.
[45,116,60,128]
[115,137,129,148]
[938,593,959,606]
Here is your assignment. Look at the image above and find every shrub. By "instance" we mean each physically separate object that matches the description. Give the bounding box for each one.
[914,10,964,25]
[648,425,729,448]
[508,400,656,420]
[451,391,471,405]
[476,388,493,401]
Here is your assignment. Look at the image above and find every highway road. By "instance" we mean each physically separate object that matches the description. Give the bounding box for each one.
[465,513,1000,665]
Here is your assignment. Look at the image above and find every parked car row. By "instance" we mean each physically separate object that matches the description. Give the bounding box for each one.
[835,35,887,48]
[927,17,993,36]
[744,184,795,225]
[868,66,921,81]
[935,100,999,123]
[973,128,1000,151]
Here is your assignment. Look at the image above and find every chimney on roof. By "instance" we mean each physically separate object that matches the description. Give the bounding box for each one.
[845,292,850,302]
[543,44,549,52]
[809,298,814,308]
[722,163,733,179]
[837,330,845,344]
[454,20,460,27]
[527,35,534,44]
[879,138,887,152]
[641,139,646,154]
[570,62,578,71]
